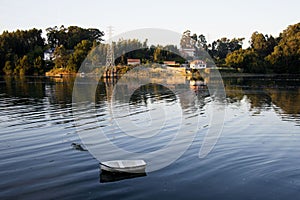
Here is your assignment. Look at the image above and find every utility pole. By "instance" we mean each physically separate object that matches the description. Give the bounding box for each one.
[105,26,116,77]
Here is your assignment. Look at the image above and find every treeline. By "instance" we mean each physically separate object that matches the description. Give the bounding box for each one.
[182,22,300,73]
[0,26,104,75]
[0,29,45,75]
[225,23,300,73]
[71,38,185,64]
[0,25,184,75]
[179,30,244,64]
[0,23,299,75]
[92,42,185,66]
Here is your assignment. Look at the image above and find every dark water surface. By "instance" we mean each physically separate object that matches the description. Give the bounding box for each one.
[0,75,299,200]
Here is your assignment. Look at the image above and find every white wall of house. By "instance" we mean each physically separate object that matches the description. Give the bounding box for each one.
[190,60,206,69]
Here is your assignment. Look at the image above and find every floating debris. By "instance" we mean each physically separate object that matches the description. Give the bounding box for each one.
[71,143,88,151]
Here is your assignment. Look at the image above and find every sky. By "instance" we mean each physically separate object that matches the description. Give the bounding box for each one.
[0,0,299,47]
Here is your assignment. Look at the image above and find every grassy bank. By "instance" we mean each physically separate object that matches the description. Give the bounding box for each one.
[45,68,76,77]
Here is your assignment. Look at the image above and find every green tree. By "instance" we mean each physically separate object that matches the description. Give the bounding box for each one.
[250,32,267,54]
[3,61,13,75]
[34,56,44,75]
[250,32,276,57]
[67,40,92,72]
[15,55,31,75]
[53,45,69,69]
[114,38,149,64]
[225,49,266,73]
[46,25,104,49]
[153,46,162,62]
[225,48,246,69]
[0,28,44,74]
[180,30,195,48]
[210,37,244,64]
[266,22,300,73]
[197,34,208,51]
[89,43,107,67]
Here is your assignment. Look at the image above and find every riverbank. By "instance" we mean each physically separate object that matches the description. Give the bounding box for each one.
[44,66,300,79]
[45,68,76,77]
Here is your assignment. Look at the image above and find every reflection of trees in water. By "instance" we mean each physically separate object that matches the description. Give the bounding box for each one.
[179,86,210,112]
[46,76,75,108]
[129,83,177,106]
[1,75,299,124]
[3,76,45,100]
[1,76,47,120]
[107,81,210,112]
[1,76,63,125]
[246,93,272,111]
[267,88,300,115]
[223,76,300,124]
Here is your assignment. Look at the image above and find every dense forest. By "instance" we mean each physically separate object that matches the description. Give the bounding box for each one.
[0,22,299,75]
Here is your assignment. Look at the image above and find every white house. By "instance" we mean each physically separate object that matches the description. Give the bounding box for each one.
[43,48,55,61]
[190,60,206,69]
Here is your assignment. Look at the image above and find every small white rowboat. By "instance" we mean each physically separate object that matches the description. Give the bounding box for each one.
[100,160,146,173]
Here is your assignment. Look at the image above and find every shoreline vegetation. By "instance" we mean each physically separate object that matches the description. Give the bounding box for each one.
[0,23,299,77]
[43,66,298,80]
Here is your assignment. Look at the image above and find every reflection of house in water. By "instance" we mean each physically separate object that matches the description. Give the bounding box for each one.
[189,79,206,86]
[103,74,209,112]
[105,75,300,126]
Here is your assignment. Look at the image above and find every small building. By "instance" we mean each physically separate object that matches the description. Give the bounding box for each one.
[190,60,206,69]
[43,48,55,61]
[127,58,141,65]
[163,61,176,66]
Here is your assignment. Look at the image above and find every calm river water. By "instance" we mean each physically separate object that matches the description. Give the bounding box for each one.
[0,74,299,200]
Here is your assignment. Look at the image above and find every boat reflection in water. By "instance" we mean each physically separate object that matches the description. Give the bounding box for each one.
[99,160,147,183]
[100,171,147,183]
